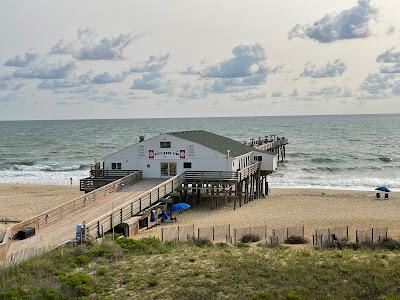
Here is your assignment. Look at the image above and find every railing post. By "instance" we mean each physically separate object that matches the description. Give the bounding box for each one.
[139,198,142,211]
[120,208,123,223]
[131,203,133,217]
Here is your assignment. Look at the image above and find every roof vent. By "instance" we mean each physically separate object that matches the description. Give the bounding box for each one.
[139,136,145,142]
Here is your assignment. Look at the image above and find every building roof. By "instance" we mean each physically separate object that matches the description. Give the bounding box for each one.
[168,130,253,157]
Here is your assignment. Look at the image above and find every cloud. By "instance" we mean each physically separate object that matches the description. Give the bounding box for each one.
[231,92,266,102]
[0,78,25,91]
[376,48,400,63]
[380,63,400,74]
[4,51,39,67]
[130,54,169,73]
[131,71,173,95]
[201,44,267,78]
[178,83,208,100]
[271,91,283,97]
[50,28,137,60]
[359,73,396,96]
[91,71,127,84]
[209,73,266,93]
[288,0,378,43]
[0,93,23,104]
[37,73,91,89]
[392,81,400,96]
[289,89,299,97]
[13,60,74,79]
[386,25,396,35]
[307,86,353,98]
[301,59,347,78]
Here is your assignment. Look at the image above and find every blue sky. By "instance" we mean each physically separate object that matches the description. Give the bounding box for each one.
[0,0,400,120]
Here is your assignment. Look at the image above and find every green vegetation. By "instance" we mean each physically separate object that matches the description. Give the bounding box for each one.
[2,236,400,299]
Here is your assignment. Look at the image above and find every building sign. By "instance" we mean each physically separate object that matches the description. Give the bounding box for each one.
[148,149,186,160]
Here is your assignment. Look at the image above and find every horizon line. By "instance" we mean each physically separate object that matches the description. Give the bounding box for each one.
[0,112,399,122]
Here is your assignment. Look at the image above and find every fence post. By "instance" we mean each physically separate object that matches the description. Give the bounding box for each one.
[178,226,180,241]
[193,224,195,239]
[371,228,374,244]
[312,235,314,246]
[234,229,237,244]
[356,230,358,243]
[228,224,231,240]
[120,209,123,223]
[198,228,200,239]
[97,221,100,238]
[161,228,164,242]
[213,226,215,241]
[302,226,305,238]
[346,226,349,240]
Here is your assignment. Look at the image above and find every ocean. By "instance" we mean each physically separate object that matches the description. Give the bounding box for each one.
[0,114,399,190]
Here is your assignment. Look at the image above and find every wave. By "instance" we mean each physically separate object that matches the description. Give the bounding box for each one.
[378,156,393,163]
[301,165,386,173]
[310,157,343,164]
[10,162,90,172]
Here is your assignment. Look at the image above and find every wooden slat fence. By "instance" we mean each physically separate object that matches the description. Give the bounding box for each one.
[0,171,143,260]
[84,173,186,240]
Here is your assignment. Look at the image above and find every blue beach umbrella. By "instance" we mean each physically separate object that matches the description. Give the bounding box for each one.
[170,203,190,212]
[375,186,391,193]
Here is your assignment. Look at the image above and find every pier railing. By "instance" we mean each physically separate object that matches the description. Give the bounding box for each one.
[238,162,260,182]
[84,173,186,240]
[0,171,143,260]
[247,138,288,152]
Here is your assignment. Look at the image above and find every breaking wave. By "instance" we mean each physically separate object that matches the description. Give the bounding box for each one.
[10,163,90,172]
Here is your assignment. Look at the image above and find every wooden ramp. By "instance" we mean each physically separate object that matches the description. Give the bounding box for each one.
[5,178,165,260]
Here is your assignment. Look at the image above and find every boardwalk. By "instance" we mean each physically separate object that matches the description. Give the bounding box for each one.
[6,179,164,258]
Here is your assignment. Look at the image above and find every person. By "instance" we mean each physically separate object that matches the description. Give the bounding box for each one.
[70,177,73,186]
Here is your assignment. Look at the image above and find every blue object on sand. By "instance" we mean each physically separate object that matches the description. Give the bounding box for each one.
[161,211,170,221]
[170,203,190,212]
[375,186,390,193]
[150,210,156,222]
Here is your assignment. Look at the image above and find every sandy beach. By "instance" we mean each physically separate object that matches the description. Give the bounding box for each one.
[0,184,82,232]
[1,184,399,240]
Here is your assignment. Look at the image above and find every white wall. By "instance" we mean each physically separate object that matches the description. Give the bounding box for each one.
[252,151,278,171]
[104,134,237,178]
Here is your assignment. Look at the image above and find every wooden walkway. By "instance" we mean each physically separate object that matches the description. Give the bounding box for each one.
[6,179,164,258]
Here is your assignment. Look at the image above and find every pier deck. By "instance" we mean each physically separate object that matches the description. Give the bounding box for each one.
[5,179,164,259]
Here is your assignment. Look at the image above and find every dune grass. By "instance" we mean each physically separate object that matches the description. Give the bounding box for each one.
[1,237,400,299]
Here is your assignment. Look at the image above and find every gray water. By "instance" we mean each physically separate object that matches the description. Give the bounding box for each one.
[0,114,399,190]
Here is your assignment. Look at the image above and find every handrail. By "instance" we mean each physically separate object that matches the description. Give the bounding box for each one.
[0,171,143,260]
[237,162,260,182]
[84,172,186,240]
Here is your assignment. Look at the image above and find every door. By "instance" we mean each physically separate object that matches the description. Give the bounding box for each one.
[160,162,177,177]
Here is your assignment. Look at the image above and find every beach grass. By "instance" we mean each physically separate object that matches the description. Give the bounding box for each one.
[2,237,400,299]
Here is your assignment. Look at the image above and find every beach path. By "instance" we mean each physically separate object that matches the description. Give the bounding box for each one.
[6,179,165,257]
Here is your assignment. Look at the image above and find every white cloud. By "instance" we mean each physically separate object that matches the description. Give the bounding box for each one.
[231,92,266,102]
[130,54,169,73]
[380,63,400,74]
[201,44,266,78]
[289,89,299,97]
[178,83,208,100]
[359,73,396,96]
[91,71,127,84]
[271,91,283,97]
[50,28,137,60]
[13,60,74,79]
[37,73,91,89]
[307,86,353,98]
[301,59,347,78]
[392,81,400,96]
[4,51,39,67]
[131,71,173,95]
[289,0,378,43]
[376,48,400,63]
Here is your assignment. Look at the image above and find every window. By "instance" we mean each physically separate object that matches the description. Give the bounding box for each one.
[160,162,176,176]
[111,162,122,170]
[183,162,192,169]
[254,156,263,162]
[160,141,171,148]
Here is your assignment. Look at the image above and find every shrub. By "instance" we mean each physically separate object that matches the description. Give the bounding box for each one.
[240,233,260,243]
[147,277,159,287]
[284,236,309,245]
[236,241,250,248]
[39,287,63,300]
[75,255,90,265]
[96,266,108,276]
[191,238,213,247]
[62,272,95,296]
[116,237,161,253]
[380,238,400,250]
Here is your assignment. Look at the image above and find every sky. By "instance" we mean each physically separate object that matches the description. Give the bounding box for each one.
[1,0,400,120]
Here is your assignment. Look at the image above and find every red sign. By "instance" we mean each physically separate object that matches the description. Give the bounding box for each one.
[148,150,154,159]
[179,149,185,159]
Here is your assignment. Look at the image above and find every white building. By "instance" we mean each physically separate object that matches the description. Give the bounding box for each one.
[103,130,278,178]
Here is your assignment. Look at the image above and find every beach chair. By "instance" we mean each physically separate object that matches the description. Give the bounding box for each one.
[375,192,381,199]
[161,211,177,223]
[384,193,389,200]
